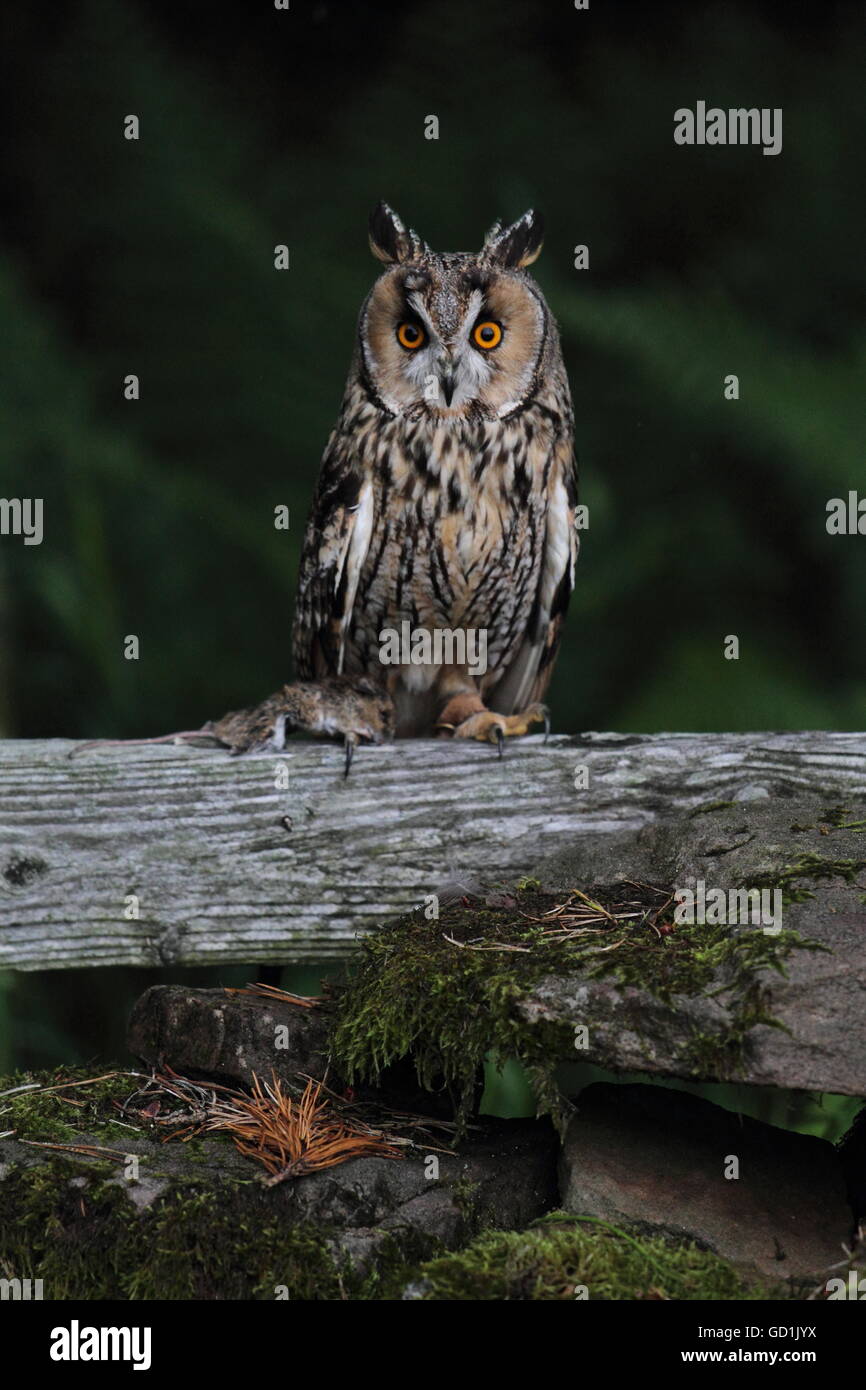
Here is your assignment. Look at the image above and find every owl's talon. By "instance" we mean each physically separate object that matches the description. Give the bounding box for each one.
[343,734,357,779]
[448,702,548,749]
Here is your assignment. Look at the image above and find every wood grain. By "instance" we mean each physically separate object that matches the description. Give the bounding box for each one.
[1,731,865,970]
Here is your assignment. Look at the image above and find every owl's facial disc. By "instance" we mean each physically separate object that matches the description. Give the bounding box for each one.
[361,260,546,418]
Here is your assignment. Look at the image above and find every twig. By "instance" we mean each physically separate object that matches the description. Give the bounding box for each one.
[19,1139,129,1163]
[442,933,532,953]
[225,982,324,1008]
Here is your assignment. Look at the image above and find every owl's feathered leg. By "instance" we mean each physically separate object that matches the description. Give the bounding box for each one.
[434,693,549,757]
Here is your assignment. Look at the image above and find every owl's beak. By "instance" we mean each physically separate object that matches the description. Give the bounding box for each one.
[438,364,458,406]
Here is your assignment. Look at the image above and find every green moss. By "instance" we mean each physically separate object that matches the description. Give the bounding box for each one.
[451,1176,482,1225]
[790,807,866,833]
[331,896,575,1129]
[121,1189,350,1301]
[820,805,866,831]
[0,1067,141,1144]
[412,1213,776,1300]
[330,886,821,1129]
[2,1160,147,1299]
[750,852,866,904]
[0,1145,436,1300]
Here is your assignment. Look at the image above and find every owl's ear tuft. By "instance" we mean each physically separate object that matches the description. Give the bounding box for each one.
[482,209,544,269]
[369,202,428,264]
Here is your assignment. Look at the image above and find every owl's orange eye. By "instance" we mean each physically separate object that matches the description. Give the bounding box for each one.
[396,321,426,350]
[472,320,502,350]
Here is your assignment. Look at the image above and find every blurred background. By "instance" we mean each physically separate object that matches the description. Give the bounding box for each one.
[0,0,864,1128]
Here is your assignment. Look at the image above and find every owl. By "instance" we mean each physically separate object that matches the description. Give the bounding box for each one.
[74,205,577,773]
[289,202,578,760]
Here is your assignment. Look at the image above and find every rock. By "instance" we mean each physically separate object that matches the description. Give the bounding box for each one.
[559,1083,853,1286]
[127,984,476,1119]
[127,984,331,1086]
[528,794,866,1095]
[302,1118,559,1272]
[0,1097,558,1297]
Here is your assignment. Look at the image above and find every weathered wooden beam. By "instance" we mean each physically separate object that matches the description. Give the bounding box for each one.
[1,732,865,971]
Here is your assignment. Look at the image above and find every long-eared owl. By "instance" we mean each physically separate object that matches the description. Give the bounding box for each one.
[291,202,578,749]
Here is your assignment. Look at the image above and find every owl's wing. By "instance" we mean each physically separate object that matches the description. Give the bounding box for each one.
[292,432,375,679]
[489,438,578,715]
